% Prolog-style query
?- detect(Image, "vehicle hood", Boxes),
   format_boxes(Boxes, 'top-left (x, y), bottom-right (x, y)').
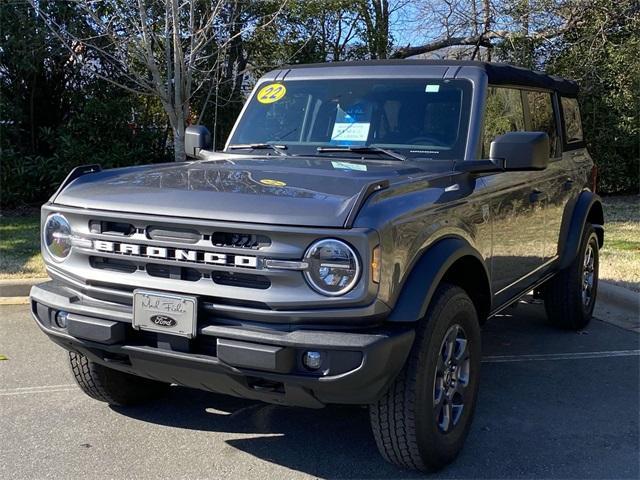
top-left (54, 155), bottom-right (454, 227)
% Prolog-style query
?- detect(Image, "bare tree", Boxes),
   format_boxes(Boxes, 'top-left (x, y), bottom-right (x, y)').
top-left (393, 0), bottom-right (590, 61)
top-left (30, 0), bottom-right (287, 161)
top-left (358, 0), bottom-right (411, 59)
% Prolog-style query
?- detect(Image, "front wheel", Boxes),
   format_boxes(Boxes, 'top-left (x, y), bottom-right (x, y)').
top-left (369, 284), bottom-right (481, 472)
top-left (69, 352), bottom-right (169, 406)
top-left (543, 224), bottom-right (599, 330)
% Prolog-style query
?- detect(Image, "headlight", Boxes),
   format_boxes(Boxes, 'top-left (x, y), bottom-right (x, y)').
top-left (303, 239), bottom-right (360, 296)
top-left (43, 213), bottom-right (72, 262)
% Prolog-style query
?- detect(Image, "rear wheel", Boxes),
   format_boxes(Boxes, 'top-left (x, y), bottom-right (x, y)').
top-left (543, 224), bottom-right (599, 330)
top-left (69, 352), bottom-right (169, 406)
top-left (369, 284), bottom-right (481, 472)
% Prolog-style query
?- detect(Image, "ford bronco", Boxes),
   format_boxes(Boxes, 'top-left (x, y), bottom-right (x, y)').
top-left (31, 60), bottom-right (604, 472)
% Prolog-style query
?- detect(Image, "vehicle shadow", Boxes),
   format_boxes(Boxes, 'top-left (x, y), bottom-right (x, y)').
top-left (112, 390), bottom-right (426, 478)
top-left (111, 304), bottom-right (640, 479)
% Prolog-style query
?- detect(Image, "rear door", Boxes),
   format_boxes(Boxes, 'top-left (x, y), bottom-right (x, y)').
top-left (523, 89), bottom-right (572, 261)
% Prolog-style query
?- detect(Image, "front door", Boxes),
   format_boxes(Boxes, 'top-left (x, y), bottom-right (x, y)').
top-left (483, 172), bottom-right (547, 296)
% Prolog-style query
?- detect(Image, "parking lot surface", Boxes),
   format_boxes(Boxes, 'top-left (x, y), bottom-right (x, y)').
top-left (1, 301), bottom-right (638, 479)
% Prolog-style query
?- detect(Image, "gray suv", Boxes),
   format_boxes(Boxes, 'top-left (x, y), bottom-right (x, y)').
top-left (31, 60), bottom-right (604, 472)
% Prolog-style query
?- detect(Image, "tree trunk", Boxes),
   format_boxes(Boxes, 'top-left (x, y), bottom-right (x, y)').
top-left (173, 123), bottom-right (186, 162)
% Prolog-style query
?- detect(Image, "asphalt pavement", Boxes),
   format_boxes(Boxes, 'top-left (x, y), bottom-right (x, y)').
top-left (1, 300), bottom-right (638, 479)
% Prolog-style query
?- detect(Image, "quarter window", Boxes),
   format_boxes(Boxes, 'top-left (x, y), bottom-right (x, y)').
top-left (526, 91), bottom-right (559, 157)
top-left (561, 97), bottom-right (584, 144)
top-left (483, 87), bottom-right (525, 156)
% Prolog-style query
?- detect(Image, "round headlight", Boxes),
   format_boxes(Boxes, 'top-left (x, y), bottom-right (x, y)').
top-left (303, 239), bottom-right (360, 296)
top-left (43, 213), bottom-right (72, 262)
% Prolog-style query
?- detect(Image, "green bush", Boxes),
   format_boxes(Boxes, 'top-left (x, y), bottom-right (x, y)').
top-left (1, 92), bottom-right (170, 209)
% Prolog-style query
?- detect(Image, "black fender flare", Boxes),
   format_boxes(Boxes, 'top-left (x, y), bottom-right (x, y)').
top-left (50, 164), bottom-right (101, 203)
top-left (558, 191), bottom-right (604, 270)
top-left (387, 237), bottom-right (491, 323)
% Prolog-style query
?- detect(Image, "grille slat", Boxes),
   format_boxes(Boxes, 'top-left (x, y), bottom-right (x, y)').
top-left (147, 226), bottom-right (200, 244)
top-left (211, 231), bottom-right (271, 249)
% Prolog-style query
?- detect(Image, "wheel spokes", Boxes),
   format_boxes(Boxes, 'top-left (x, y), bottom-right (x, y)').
top-left (442, 327), bottom-right (457, 364)
top-left (434, 323), bottom-right (472, 434)
top-left (437, 400), bottom-right (452, 432)
top-left (454, 337), bottom-right (468, 362)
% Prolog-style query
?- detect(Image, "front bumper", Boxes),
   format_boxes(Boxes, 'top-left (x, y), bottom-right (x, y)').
top-left (30, 282), bottom-right (414, 408)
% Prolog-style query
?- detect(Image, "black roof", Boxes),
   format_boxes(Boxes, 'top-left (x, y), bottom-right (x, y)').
top-left (284, 59), bottom-right (579, 97)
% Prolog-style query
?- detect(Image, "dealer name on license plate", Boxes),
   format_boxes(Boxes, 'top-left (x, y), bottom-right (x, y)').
top-left (133, 290), bottom-right (197, 338)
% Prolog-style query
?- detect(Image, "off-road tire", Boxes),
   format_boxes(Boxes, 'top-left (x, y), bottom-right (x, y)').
top-left (543, 224), bottom-right (599, 330)
top-left (369, 284), bottom-right (481, 472)
top-left (69, 351), bottom-right (169, 406)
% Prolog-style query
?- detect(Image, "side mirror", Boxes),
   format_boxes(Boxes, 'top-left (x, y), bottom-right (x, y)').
top-left (185, 125), bottom-right (212, 159)
top-left (490, 131), bottom-right (549, 171)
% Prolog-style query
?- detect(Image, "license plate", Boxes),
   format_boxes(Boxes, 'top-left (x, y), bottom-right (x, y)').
top-left (133, 290), bottom-right (197, 338)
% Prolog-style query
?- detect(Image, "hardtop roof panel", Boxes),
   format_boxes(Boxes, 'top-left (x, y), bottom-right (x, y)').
top-left (279, 59), bottom-right (579, 97)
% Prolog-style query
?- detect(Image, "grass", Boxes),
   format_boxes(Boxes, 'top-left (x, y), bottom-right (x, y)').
top-left (599, 195), bottom-right (640, 292)
top-left (0, 214), bottom-right (46, 279)
top-left (0, 196), bottom-right (637, 290)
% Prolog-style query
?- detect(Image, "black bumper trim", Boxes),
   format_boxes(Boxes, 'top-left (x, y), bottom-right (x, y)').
top-left (30, 285), bottom-right (415, 408)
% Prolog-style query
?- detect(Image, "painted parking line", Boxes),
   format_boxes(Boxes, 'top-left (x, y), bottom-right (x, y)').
top-left (482, 349), bottom-right (640, 363)
top-left (0, 384), bottom-right (78, 397)
top-left (1, 350), bottom-right (638, 396)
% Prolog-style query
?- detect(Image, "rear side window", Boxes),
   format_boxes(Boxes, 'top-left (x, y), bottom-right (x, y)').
top-left (561, 97), bottom-right (584, 144)
top-left (526, 91), bottom-right (559, 157)
top-left (483, 87), bottom-right (525, 156)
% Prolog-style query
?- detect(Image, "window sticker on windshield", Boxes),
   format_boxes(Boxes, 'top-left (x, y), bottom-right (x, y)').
top-left (425, 84), bottom-right (440, 93)
top-left (331, 122), bottom-right (371, 142)
top-left (256, 83), bottom-right (286, 104)
top-left (331, 161), bottom-right (367, 171)
top-left (330, 102), bottom-right (372, 143)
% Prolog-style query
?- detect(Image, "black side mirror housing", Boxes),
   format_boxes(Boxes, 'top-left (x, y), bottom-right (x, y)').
top-left (490, 131), bottom-right (550, 171)
top-left (185, 125), bottom-right (212, 159)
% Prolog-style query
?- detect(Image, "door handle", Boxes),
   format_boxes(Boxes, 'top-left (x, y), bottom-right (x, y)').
top-left (530, 189), bottom-right (543, 203)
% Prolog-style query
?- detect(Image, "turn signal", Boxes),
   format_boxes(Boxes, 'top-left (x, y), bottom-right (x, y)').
top-left (371, 246), bottom-right (381, 284)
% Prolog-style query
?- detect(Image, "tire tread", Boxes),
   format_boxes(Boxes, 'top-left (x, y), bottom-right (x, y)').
top-left (370, 284), bottom-right (475, 471)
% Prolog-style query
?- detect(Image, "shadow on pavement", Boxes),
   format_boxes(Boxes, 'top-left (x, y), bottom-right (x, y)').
top-left (112, 303), bottom-right (639, 479)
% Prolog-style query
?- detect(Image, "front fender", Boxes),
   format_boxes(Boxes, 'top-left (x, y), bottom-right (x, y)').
top-left (387, 237), bottom-right (490, 323)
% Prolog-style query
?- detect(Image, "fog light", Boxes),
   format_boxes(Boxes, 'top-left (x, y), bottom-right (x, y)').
top-left (303, 351), bottom-right (322, 370)
top-left (55, 311), bottom-right (69, 328)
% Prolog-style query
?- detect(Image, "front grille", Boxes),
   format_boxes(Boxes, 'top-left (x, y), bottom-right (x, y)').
top-left (45, 204), bottom-right (374, 314)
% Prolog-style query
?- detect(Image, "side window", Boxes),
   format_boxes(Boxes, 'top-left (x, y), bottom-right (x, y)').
top-left (483, 87), bottom-right (525, 156)
top-left (560, 97), bottom-right (584, 144)
top-left (526, 90), bottom-right (559, 157)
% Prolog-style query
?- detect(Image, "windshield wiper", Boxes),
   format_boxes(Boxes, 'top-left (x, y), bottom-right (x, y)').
top-left (228, 143), bottom-right (288, 156)
top-left (316, 145), bottom-right (406, 162)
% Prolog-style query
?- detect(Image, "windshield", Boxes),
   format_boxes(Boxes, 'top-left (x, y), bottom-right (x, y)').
top-left (227, 78), bottom-right (472, 160)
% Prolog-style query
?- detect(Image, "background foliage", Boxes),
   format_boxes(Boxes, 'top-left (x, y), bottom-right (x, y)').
top-left (1, 0), bottom-right (638, 209)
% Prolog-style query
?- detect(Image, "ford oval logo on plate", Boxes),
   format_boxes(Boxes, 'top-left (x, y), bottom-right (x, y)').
top-left (150, 314), bottom-right (177, 328)
top-left (133, 290), bottom-right (197, 338)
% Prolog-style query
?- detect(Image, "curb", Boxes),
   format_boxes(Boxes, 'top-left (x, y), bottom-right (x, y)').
top-left (597, 282), bottom-right (639, 312)
top-left (0, 278), bottom-right (49, 298)
top-left (594, 282), bottom-right (639, 333)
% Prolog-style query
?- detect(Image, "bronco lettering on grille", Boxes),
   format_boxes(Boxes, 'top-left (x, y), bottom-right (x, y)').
top-left (92, 240), bottom-right (258, 268)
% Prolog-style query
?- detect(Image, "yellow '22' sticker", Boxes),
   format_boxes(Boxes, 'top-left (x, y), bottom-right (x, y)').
top-left (257, 83), bottom-right (286, 104)
top-left (260, 179), bottom-right (286, 187)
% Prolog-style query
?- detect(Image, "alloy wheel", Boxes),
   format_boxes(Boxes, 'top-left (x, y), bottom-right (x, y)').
top-left (433, 324), bottom-right (471, 433)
